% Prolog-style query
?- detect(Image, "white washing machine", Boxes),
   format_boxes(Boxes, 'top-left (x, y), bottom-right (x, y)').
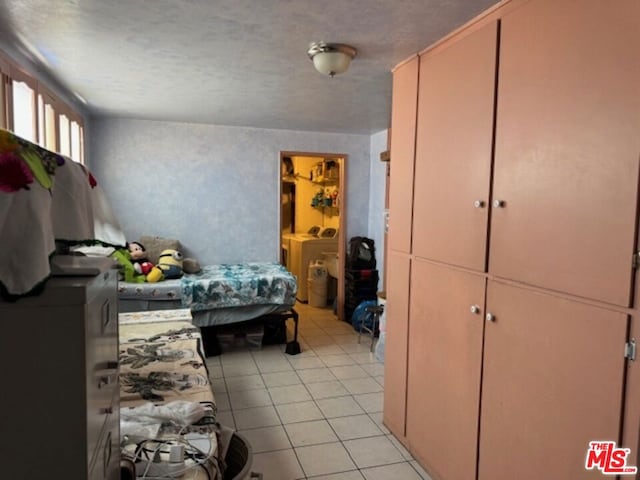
top-left (288, 236), bottom-right (338, 302)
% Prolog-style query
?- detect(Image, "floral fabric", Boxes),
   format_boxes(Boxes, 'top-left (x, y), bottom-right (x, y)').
top-left (181, 262), bottom-right (297, 312)
top-left (0, 129), bottom-right (126, 299)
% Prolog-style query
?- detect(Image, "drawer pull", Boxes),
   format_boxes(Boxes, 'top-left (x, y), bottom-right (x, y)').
top-left (104, 431), bottom-right (112, 476)
top-left (106, 361), bottom-right (118, 370)
top-left (101, 299), bottom-right (111, 333)
top-left (100, 407), bottom-right (113, 415)
top-left (98, 374), bottom-right (115, 388)
top-left (98, 377), bottom-right (109, 388)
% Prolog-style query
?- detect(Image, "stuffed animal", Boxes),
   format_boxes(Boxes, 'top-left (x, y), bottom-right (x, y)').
top-left (146, 249), bottom-right (184, 282)
top-left (127, 241), bottom-right (154, 275)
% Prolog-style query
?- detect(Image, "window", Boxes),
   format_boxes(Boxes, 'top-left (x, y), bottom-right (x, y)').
top-left (59, 113), bottom-right (70, 157)
top-left (11, 76), bottom-right (36, 142)
top-left (37, 88), bottom-right (59, 152)
top-left (70, 119), bottom-right (81, 163)
top-left (45, 102), bottom-right (57, 151)
top-left (0, 57), bottom-right (8, 130)
top-left (0, 49), bottom-right (85, 163)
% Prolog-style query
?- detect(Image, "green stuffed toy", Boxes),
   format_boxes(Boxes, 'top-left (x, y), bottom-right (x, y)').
top-left (111, 248), bottom-right (146, 283)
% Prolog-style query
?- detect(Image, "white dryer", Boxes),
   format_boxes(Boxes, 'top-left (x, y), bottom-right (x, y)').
top-left (288, 235), bottom-right (338, 302)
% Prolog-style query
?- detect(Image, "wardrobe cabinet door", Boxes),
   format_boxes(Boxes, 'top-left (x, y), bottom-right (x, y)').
top-left (406, 260), bottom-right (485, 480)
top-left (411, 21), bottom-right (498, 271)
top-left (479, 281), bottom-right (628, 480)
top-left (490, 0), bottom-right (640, 306)
top-left (383, 251), bottom-right (411, 438)
top-left (388, 56), bottom-right (419, 254)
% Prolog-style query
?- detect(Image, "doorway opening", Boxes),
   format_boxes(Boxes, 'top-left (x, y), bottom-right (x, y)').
top-left (280, 152), bottom-right (346, 320)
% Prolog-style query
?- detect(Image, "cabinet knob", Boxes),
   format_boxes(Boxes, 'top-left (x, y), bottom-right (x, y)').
top-left (486, 313), bottom-right (496, 322)
top-left (470, 305), bottom-right (481, 314)
top-left (493, 199), bottom-right (505, 208)
top-left (473, 200), bottom-right (485, 208)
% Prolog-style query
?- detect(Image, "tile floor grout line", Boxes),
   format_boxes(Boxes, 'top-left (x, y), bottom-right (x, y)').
top-left (210, 303), bottom-right (429, 480)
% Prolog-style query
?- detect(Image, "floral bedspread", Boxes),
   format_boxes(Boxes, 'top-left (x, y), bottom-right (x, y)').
top-left (118, 314), bottom-right (221, 479)
top-left (119, 319), bottom-right (214, 408)
top-left (180, 262), bottom-right (297, 312)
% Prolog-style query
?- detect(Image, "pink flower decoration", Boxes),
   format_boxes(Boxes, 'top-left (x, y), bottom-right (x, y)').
top-left (0, 152), bottom-right (34, 192)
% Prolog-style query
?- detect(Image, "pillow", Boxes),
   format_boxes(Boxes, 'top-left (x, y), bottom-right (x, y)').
top-left (138, 236), bottom-right (182, 265)
top-left (183, 257), bottom-right (201, 274)
top-left (70, 245), bottom-right (116, 257)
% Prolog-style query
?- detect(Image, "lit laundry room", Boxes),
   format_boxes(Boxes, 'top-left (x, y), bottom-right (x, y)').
top-left (281, 155), bottom-right (341, 310)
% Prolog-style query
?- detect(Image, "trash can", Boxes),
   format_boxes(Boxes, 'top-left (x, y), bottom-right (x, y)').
top-left (307, 261), bottom-right (328, 307)
top-left (224, 432), bottom-right (262, 479)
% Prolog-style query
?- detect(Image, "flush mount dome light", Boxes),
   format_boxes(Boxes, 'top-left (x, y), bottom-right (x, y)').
top-left (307, 42), bottom-right (358, 77)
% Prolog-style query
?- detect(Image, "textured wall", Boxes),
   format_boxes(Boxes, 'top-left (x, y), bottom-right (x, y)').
top-left (368, 130), bottom-right (389, 285)
top-left (89, 117), bottom-right (372, 265)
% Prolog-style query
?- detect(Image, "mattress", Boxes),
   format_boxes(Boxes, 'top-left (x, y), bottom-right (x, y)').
top-left (118, 278), bottom-right (183, 301)
top-left (118, 262), bottom-right (298, 328)
top-left (118, 310), bottom-right (222, 479)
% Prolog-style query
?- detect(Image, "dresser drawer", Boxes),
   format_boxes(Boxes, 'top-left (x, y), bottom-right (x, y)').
top-left (86, 271), bottom-right (119, 470)
top-left (89, 403), bottom-right (119, 480)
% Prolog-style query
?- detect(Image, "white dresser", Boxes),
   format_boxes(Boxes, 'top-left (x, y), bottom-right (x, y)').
top-left (0, 262), bottom-right (120, 480)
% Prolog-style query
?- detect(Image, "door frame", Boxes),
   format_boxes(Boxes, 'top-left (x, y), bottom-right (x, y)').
top-left (279, 151), bottom-right (347, 320)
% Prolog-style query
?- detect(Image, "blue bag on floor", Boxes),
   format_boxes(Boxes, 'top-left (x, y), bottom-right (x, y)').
top-left (350, 299), bottom-right (378, 332)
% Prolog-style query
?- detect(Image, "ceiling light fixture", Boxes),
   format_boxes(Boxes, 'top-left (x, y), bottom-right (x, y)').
top-left (307, 42), bottom-right (358, 77)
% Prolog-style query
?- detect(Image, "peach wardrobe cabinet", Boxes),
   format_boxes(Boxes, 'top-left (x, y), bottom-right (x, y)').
top-left (383, 0), bottom-right (640, 479)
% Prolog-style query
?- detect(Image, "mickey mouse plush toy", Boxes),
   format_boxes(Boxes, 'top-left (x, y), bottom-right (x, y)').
top-left (127, 241), bottom-right (154, 275)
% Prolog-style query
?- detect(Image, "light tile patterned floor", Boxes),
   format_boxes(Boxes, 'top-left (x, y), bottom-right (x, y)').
top-left (206, 302), bottom-right (432, 480)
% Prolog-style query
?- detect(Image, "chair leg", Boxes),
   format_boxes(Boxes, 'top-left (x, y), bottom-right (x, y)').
top-left (285, 308), bottom-right (301, 355)
top-left (369, 311), bottom-right (377, 352)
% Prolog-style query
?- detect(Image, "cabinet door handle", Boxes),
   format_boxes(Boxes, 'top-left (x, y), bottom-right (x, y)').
top-left (486, 313), bottom-right (496, 322)
top-left (474, 200), bottom-right (485, 208)
top-left (101, 299), bottom-right (111, 333)
top-left (103, 431), bottom-right (112, 477)
top-left (98, 369), bottom-right (117, 388)
top-left (493, 199), bottom-right (505, 208)
top-left (470, 305), bottom-right (481, 314)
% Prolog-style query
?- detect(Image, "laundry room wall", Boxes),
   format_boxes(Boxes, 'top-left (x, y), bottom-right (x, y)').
top-left (291, 156), bottom-right (340, 234)
top-left (292, 156), bottom-right (326, 234)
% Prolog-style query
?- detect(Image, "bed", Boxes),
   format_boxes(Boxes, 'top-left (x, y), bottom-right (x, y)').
top-left (118, 310), bottom-right (224, 479)
top-left (118, 261), bottom-right (301, 356)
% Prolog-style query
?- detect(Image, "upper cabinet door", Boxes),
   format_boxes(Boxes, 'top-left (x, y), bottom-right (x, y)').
top-left (388, 56), bottom-right (419, 254)
top-left (412, 21), bottom-right (498, 271)
top-left (490, 0), bottom-right (640, 306)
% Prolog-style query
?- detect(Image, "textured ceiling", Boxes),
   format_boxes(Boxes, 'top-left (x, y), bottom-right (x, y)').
top-left (0, 0), bottom-right (497, 134)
